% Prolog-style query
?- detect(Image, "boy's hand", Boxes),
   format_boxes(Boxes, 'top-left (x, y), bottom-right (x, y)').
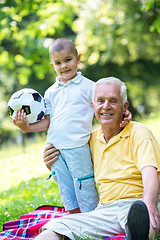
top-left (120, 110), bottom-right (132, 128)
top-left (13, 109), bottom-right (31, 132)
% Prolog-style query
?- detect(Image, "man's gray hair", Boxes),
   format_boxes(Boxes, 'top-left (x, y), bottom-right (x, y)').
top-left (92, 77), bottom-right (127, 103)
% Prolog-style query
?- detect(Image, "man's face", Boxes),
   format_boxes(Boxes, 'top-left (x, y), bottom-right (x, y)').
top-left (93, 83), bottom-right (128, 128)
top-left (50, 48), bottom-right (80, 83)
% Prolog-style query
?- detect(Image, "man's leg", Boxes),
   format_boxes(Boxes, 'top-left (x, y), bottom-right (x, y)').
top-left (39, 202), bottom-right (125, 240)
top-left (34, 230), bottom-right (63, 240)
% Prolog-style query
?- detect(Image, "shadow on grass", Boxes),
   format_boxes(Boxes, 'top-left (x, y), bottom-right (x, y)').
top-left (0, 176), bottom-right (63, 232)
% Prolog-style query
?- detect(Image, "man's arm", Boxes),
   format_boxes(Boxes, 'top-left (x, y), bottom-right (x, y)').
top-left (141, 166), bottom-right (160, 236)
top-left (13, 109), bottom-right (50, 132)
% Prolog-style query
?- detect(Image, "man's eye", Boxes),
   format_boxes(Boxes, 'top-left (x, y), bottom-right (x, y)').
top-left (98, 99), bottom-right (103, 103)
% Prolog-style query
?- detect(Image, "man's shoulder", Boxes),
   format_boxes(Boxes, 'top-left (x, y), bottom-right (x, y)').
top-left (90, 125), bottom-right (101, 140)
top-left (128, 121), bottom-right (155, 140)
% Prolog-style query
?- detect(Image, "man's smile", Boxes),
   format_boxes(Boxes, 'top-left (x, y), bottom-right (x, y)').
top-left (101, 113), bottom-right (113, 116)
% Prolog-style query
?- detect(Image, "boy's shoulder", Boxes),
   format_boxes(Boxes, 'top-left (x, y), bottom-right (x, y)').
top-left (81, 74), bottom-right (95, 86)
top-left (82, 74), bottom-right (94, 83)
top-left (45, 82), bottom-right (57, 93)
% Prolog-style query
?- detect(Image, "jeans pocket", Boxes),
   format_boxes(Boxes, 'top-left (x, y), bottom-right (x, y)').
top-left (77, 174), bottom-right (94, 190)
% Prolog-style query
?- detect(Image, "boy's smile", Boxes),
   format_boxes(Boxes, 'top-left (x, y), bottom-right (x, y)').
top-left (50, 48), bottom-right (80, 84)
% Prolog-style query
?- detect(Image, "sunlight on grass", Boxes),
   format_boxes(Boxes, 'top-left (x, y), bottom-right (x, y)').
top-left (0, 137), bottom-right (63, 232)
top-left (0, 140), bottom-right (49, 191)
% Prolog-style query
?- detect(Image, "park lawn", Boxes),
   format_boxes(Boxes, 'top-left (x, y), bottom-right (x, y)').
top-left (0, 139), bottom-right (63, 232)
top-left (0, 114), bottom-right (160, 238)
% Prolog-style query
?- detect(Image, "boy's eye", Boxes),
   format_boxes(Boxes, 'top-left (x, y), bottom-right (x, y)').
top-left (66, 58), bottom-right (72, 62)
top-left (55, 61), bottom-right (60, 65)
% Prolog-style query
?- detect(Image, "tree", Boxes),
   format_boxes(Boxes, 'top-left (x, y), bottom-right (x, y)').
top-left (0, 0), bottom-right (82, 97)
top-left (0, 0), bottom-right (82, 144)
top-left (73, 0), bottom-right (160, 115)
top-left (142, 0), bottom-right (160, 33)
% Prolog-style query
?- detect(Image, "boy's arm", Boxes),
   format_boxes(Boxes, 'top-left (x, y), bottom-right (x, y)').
top-left (120, 109), bottom-right (132, 128)
top-left (13, 109), bottom-right (50, 133)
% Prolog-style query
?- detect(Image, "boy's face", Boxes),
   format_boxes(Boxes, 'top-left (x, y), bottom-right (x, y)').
top-left (50, 48), bottom-right (80, 83)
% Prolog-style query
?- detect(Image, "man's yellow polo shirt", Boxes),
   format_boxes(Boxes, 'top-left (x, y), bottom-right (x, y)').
top-left (90, 121), bottom-right (160, 204)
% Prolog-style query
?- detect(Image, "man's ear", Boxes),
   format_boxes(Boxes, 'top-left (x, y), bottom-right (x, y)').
top-left (50, 62), bottom-right (54, 68)
top-left (123, 101), bottom-right (129, 112)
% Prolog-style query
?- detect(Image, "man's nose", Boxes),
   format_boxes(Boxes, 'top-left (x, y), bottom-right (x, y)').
top-left (103, 100), bottom-right (111, 109)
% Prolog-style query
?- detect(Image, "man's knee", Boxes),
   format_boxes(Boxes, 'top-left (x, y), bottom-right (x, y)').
top-left (34, 229), bottom-right (63, 240)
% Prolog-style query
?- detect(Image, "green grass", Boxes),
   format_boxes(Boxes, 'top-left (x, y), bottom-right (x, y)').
top-left (0, 140), bottom-right (62, 232)
top-left (0, 115), bottom-right (160, 238)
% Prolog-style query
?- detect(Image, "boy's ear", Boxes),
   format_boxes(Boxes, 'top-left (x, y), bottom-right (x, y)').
top-left (77, 54), bottom-right (81, 63)
top-left (50, 62), bottom-right (54, 68)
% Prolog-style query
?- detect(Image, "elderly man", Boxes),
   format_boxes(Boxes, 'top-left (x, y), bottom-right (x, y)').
top-left (35, 77), bottom-right (160, 240)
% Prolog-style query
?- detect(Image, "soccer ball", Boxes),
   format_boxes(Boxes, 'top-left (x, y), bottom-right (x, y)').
top-left (8, 88), bottom-right (46, 124)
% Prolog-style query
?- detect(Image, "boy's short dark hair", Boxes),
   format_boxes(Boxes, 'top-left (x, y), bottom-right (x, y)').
top-left (49, 38), bottom-right (78, 60)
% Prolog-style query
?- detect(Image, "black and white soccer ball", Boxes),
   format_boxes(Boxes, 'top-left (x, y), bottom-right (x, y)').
top-left (8, 88), bottom-right (46, 124)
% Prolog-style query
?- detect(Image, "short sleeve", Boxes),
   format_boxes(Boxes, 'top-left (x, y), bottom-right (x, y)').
top-left (44, 97), bottom-right (52, 115)
top-left (137, 138), bottom-right (160, 171)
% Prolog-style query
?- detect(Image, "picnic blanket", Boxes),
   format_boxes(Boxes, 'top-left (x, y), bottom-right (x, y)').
top-left (0, 205), bottom-right (126, 240)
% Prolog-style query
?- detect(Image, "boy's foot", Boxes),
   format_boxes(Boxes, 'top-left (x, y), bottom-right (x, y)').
top-left (126, 200), bottom-right (150, 240)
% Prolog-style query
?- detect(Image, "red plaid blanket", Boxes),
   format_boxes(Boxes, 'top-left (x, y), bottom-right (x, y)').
top-left (0, 205), bottom-right (126, 240)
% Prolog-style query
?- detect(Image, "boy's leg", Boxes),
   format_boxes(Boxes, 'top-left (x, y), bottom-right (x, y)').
top-left (51, 152), bottom-right (79, 212)
top-left (61, 144), bottom-right (99, 213)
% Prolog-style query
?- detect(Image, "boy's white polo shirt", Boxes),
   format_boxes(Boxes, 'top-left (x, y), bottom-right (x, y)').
top-left (44, 72), bottom-right (95, 149)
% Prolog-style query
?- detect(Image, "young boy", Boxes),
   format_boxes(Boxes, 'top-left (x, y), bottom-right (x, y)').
top-left (13, 38), bottom-right (130, 214)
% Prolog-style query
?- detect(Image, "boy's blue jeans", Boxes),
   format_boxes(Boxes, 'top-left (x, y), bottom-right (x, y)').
top-left (51, 143), bottom-right (99, 212)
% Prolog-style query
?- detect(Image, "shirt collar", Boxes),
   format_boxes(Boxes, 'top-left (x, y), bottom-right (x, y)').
top-left (96, 122), bottom-right (132, 144)
top-left (55, 72), bottom-right (82, 87)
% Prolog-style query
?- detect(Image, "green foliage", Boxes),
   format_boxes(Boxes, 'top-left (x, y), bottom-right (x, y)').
top-left (73, 0), bottom-right (160, 115)
top-left (1, 0), bottom-right (160, 145)
top-left (0, 0), bottom-right (81, 96)
top-left (74, 0), bottom-right (160, 65)
top-left (142, 0), bottom-right (160, 33)
top-left (0, 0), bottom-right (83, 145)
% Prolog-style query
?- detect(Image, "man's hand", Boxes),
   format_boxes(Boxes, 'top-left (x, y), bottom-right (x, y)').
top-left (120, 110), bottom-right (132, 128)
top-left (43, 144), bottom-right (60, 171)
top-left (13, 109), bottom-right (31, 132)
